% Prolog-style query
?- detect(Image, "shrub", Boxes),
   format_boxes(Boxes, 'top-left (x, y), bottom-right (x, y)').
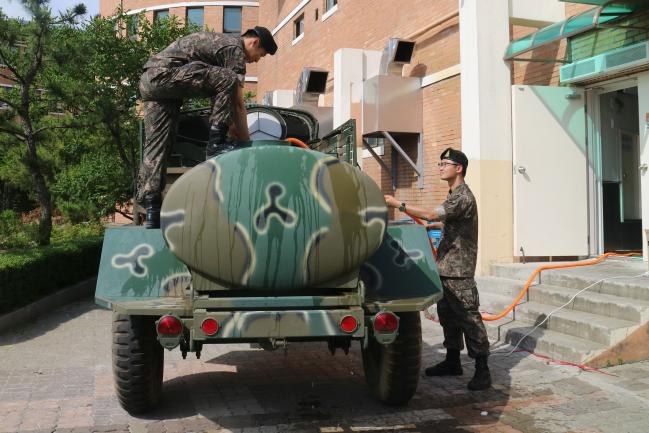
top-left (0, 210), bottom-right (39, 249)
top-left (0, 236), bottom-right (103, 314)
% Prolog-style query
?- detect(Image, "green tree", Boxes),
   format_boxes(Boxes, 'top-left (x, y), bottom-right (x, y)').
top-left (0, 0), bottom-right (85, 245)
top-left (51, 11), bottom-right (195, 218)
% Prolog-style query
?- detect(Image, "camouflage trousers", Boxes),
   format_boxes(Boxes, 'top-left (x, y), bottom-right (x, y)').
top-left (437, 277), bottom-right (490, 358)
top-left (135, 62), bottom-right (239, 203)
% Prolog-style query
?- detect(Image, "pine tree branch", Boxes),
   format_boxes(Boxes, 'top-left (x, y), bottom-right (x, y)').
top-left (0, 125), bottom-right (26, 139)
top-left (0, 49), bottom-right (25, 84)
top-left (33, 123), bottom-right (81, 136)
top-left (0, 94), bottom-right (18, 110)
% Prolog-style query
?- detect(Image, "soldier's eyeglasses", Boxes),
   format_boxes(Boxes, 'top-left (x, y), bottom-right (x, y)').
top-left (437, 162), bottom-right (458, 168)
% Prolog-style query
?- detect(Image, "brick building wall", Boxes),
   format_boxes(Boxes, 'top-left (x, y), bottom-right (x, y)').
top-left (257, 0), bottom-right (460, 212)
top-left (100, 0), bottom-right (260, 94)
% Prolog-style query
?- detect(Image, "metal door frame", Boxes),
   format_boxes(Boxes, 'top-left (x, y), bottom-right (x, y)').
top-left (585, 77), bottom-right (638, 255)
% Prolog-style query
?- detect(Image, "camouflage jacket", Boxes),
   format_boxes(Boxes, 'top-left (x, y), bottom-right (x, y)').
top-left (435, 183), bottom-right (478, 278)
top-left (144, 32), bottom-right (246, 85)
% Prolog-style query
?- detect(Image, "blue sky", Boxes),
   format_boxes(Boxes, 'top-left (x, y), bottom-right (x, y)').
top-left (2, 0), bottom-right (100, 20)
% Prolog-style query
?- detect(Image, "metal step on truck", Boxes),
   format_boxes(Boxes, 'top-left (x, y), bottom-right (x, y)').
top-left (95, 100), bottom-right (443, 414)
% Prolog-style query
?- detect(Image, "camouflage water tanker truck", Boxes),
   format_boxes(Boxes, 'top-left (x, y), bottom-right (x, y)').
top-left (95, 106), bottom-right (443, 414)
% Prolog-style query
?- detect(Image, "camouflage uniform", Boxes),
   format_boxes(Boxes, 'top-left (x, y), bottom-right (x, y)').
top-left (434, 183), bottom-right (490, 358)
top-left (135, 32), bottom-right (246, 203)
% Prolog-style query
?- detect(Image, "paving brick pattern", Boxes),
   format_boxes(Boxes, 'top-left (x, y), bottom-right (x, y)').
top-left (1, 297), bottom-right (649, 433)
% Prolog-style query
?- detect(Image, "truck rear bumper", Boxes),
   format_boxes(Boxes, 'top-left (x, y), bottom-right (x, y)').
top-left (191, 307), bottom-right (365, 340)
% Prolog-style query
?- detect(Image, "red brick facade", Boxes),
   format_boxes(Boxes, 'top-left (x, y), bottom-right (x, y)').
top-left (100, 0), bottom-right (259, 95)
top-left (97, 0), bottom-right (602, 229)
top-left (257, 0), bottom-right (460, 211)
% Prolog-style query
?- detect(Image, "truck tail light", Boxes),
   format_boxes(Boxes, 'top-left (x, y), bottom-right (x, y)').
top-left (340, 315), bottom-right (358, 333)
top-left (374, 312), bottom-right (399, 333)
top-left (157, 315), bottom-right (183, 336)
top-left (201, 318), bottom-right (219, 335)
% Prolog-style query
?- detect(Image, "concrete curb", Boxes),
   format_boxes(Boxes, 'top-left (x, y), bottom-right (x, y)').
top-left (0, 276), bottom-right (97, 334)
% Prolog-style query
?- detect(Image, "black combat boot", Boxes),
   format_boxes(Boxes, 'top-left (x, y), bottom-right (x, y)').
top-left (424, 349), bottom-right (463, 376)
top-left (467, 355), bottom-right (491, 391)
top-left (205, 123), bottom-right (232, 159)
top-left (144, 193), bottom-right (161, 229)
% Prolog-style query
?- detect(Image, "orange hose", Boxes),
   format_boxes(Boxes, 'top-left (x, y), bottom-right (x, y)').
top-left (402, 209), bottom-right (642, 321)
top-left (481, 252), bottom-right (641, 321)
top-left (286, 137), bottom-right (309, 149)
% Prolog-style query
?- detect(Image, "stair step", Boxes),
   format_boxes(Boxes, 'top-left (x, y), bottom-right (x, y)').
top-left (426, 305), bottom-right (605, 364)
top-left (478, 292), bottom-right (638, 345)
top-left (485, 321), bottom-right (605, 365)
top-left (490, 262), bottom-right (649, 302)
top-left (478, 276), bottom-right (649, 323)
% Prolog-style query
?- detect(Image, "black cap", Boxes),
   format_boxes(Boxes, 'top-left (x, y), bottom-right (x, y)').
top-left (247, 26), bottom-right (277, 55)
top-left (440, 147), bottom-right (468, 172)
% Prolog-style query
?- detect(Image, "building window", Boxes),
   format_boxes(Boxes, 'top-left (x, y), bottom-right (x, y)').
top-left (322, 0), bottom-right (337, 21)
top-left (154, 9), bottom-right (169, 22)
top-left (223, 7), bottom-right (242, 34)
top-left (186, 7), bottom-right (204, 28)
top-left (127, 15), bottom-right (138, 36)
top-left (294, 14), bottom-right (304, 40)
top-left (362, 137), bottom-right (385, 158)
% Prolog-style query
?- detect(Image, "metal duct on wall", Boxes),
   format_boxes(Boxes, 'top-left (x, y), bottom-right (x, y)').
top-left (379, 38), bottom-right (415, 76)
top-left (295, 67), bottom-right (329, 106)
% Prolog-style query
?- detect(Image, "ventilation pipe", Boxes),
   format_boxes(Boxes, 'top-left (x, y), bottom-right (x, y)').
top-left (379, 38), bottom-right (416, 76)
top-left (295, 67), bottom-right (329, 106)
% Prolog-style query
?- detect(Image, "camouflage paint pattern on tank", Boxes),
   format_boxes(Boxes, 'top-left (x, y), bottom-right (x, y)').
top-left (362, 223), bottom-right (443, 313)
top-left (95, 227), bottom-right (191, 310)
top-left (161, 141), bottom-right (387, 290)
top-left (192, 307), bottom-right (364, 339)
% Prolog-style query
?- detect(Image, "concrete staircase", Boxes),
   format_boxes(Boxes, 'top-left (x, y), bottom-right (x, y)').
top-left (456, 259), bottom-right (649, 364)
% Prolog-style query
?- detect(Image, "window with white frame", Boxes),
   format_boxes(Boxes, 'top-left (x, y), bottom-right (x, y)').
top-left (223, 7), bottom-right (242, 34)
top-left (322, 0), bottom-right (338, 21)
top-left (154, 9), bottom-right (169, 22)
top-left (127, 15), bottom-right (138, 37)
top-left (294, 14), bottom-right (304, 41)
top-left (186, 7), bottom-right (204, 28)
top-left (325, 0), bottom-right (337, 12)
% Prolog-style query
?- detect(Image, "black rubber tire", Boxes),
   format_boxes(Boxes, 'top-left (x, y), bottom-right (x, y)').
top-left (362, 312), bottom-right (422, 406)
top-left (112, 313), bottom-right (164, 414)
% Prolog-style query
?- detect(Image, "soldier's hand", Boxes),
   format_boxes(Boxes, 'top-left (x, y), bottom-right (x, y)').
top-left (384, 195), bottom-right (399, 208)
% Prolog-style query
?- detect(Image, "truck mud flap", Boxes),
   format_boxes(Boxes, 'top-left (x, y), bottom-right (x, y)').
top-left (362, 224), bottom-right (443, 312)
top-left (95, 227), bottom-right (191, 310)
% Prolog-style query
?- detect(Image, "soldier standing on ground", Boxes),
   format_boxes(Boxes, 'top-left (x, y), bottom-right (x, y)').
top-left (384, 147), bottom-right (491, 391)
top-left (136, 27), bottom-right (277, 228)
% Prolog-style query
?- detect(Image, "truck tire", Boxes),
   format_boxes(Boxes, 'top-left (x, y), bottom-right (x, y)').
top-left (362, 312), bottom-right (422, 405)
top-left (112, 313), bottom-right (163, 414)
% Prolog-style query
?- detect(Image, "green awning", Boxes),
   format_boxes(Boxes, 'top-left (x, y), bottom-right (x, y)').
top-left (505, 2), bottom-right (643, 60)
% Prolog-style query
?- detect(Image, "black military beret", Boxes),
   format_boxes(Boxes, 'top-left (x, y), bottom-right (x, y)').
top-left (248, 26), bottom-right (278, 55)
top-left (440, 147), bottom-right (468, 168)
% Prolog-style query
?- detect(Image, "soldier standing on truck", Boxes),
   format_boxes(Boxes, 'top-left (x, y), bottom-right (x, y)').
top-left (384, 147), bottom-right (491, 391)
top-left (135, 27), bottom-right (278, 228)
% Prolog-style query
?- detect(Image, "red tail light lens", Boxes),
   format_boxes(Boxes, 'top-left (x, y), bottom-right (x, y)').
top-left (201, 318), bottom-right (219, 335)
top-left (340, 315), bottom-right (358, 333)
top-left (374, 312), bottom-right (399, 333)
top-left (157, 315), bottom-right (183, 336)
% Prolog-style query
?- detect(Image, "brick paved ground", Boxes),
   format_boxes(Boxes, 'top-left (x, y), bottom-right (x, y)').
top-left (1, 297), bottom-right (649, 433)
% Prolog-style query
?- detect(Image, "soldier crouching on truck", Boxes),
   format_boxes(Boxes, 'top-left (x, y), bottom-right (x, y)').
top-left (135, 26), bottom-right (278, 228)
top-left (384, 147), bottom-right (491, 391)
